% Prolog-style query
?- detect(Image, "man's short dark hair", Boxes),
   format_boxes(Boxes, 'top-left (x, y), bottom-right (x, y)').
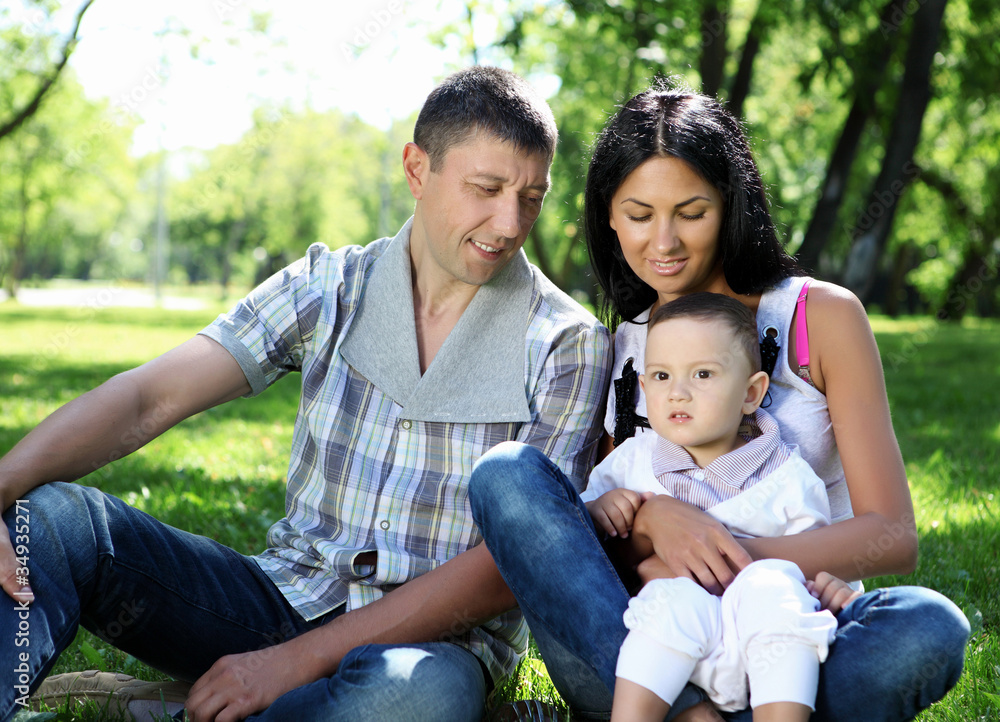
top-left (414, 66), bottom-right (558, 171)
top-left (648, 292), bottom-right (762, 373)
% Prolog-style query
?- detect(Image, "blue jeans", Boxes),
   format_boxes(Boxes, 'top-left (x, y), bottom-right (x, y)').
top-left (1, 482), bottom-right (487, 722)
top-left (469, 442), bottom-right (971, 721)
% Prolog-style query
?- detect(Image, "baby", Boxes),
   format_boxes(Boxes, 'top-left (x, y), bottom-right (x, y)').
top-left (582, 292), bottom-right (860, 721)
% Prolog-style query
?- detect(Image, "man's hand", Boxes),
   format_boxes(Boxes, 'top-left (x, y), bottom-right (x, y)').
top-left (807, 571), bottom-right (862, 614)
top-left (631, 494), bottom-right (752, 596)
top-left (185, 640), bottom-right (322, 722)
top-left (0, 505), bottom-right (34, 603)
top-left (585, 489), bottom-right (651, 538)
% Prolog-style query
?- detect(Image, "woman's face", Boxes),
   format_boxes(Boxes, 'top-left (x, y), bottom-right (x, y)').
top-left (609, 155), bottom-right (727, 306)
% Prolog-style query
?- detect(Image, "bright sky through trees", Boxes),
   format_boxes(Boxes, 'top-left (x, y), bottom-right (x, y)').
top-left (57, 0), bottom-right (475, 155)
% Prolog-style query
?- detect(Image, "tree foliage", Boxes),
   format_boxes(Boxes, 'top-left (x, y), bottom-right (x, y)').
top-left (0, 0), bottom-right (94, 141)
top-left (1, 0), bottom-right (997, 317)
top-left (463, 0), bottom-right (999, 315)
top-left (167, 109), bottom-right (415, 292)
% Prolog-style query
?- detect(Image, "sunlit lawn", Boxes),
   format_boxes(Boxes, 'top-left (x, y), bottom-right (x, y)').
top-left (1, 304), bottom-right (997, 721)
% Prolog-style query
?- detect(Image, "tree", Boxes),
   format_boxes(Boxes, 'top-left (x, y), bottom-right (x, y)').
top-left (794, 0), bottom-right (913, 274)
top-left (842, 0), bottom-right (950, 302)
top-left (452, 0), bottom-right (996, 315)
top-left (0, 71), bottom-right (135, 298)
top-left (167, 108), bottom-right (414, 291)
top-left (0, 0), bottom-right (95, 141)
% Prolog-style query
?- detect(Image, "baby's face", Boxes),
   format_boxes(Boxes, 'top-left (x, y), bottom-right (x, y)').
top-left (641, 317), bottom-right (756, 467)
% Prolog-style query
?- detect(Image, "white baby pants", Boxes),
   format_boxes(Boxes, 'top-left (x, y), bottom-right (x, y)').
top-left (615, 559), bottom-right (838, 712)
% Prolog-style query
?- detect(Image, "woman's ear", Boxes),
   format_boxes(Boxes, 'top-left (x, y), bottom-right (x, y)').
top-left (742, 370), bottom-right (770, 414)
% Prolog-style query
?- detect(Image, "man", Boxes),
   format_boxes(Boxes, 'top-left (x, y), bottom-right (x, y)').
top-left (0, 66), bottom-right (611, 722)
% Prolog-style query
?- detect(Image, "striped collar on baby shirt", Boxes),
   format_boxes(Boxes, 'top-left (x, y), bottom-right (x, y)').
top-left (651, 409), bottom-right (787, 492)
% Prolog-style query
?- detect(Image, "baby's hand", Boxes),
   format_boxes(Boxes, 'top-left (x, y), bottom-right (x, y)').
top-left (807, 571), bottom-right (862, 614)
top-left (586, 489), bottom-right (649, 538)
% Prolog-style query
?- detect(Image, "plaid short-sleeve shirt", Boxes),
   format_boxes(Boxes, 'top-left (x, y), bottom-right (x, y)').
top-left (199, 219), bottom-right (611, 682)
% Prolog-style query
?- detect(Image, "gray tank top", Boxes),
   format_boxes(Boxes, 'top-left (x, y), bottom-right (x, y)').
top-left (604, 276), bottom-right (855, 524)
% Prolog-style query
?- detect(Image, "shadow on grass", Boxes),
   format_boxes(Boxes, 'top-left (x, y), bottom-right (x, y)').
top-left (869, 513), bottom-right (999, 634)
top-left (51, 457), bottom-right (288, 556)
top-left (0, 356), bottom-right (134, 398)
top-left (0, 354), bottom-right (301, 440)
top-left (875, 321), bottom-right (1000, 470)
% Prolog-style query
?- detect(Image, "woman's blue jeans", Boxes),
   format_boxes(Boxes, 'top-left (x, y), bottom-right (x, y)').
top-left (469, 442), bottom-right (971, 721)
top-left (1, 482), bottom-right (487, 722)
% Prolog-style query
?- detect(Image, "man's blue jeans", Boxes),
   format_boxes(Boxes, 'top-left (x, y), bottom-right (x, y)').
top-left (469, 442), bottom-right (971, 721)
top-left (1, 482), bottom-right (487, 722)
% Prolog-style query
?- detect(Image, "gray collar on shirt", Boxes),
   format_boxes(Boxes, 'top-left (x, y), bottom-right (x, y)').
top-left (339, 217), bottom-right (534, 423)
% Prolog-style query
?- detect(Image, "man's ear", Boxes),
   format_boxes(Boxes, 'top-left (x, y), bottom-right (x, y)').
top-left (742, 370), bottom-right (770, 414)
top-left (402, 142), bottom-right (430, 200)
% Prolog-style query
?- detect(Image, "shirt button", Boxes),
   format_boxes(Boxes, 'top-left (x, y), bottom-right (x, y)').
top-left (694, 470), bottom-right (706, 481)
top-left (400, 420), bottom-right (412, 430)
top-left (380, 520), bottom-right (391, 531)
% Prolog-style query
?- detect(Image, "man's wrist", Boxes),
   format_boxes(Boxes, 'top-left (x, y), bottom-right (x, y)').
top-left (288, 621), bottom-right (349, 677)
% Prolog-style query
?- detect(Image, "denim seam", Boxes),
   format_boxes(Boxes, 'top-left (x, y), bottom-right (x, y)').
top-left (857, 587), bottom-right (890, 628)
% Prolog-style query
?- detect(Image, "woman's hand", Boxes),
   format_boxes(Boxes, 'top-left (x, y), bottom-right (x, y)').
top-left (631, 494), bottom-right (753, 596)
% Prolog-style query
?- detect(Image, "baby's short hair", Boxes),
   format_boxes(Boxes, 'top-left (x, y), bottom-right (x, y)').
top-left (648, 293), bottom-right (762, 373)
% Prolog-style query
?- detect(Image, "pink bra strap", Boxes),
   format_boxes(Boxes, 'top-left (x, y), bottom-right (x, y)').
top-left (796, 279), bottom-right (811, 369)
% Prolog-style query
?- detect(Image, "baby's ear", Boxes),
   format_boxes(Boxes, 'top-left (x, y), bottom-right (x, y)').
top-left (743, 371), bottom-right (769, 414)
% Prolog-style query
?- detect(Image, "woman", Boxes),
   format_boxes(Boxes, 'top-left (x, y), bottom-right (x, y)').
top-left (469, 80), bottom-right (969, 721)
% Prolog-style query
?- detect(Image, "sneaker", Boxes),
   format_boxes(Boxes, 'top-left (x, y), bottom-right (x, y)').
top-left (30, 670), bottom-right (190, 720)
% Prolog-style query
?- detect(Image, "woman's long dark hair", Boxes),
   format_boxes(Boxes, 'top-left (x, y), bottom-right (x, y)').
top-left (585, 79), bottom-right (801, 328)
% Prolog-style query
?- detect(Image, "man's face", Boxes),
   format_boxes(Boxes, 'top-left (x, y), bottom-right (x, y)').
top-left (406, 133), bottom-right (551, 289)
top-left (641, 317), bottom-right (756, 468)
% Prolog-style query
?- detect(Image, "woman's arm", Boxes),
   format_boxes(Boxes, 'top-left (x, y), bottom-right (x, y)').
top-left (741, 282), bottom-right (917, 580)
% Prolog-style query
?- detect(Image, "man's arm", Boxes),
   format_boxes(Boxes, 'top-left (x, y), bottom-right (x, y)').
top-left (185, 543), bottom-right (514, 722)
top-left (0, 335), bottom-right (250, 600)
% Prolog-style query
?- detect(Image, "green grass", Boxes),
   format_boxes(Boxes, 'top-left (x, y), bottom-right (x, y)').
top-left (2, 305), bottom-right (997, 721)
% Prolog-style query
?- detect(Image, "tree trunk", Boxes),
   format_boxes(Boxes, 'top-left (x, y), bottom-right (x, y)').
top-left (699, 1), bottom-right (729, 97)
top-left (885, 242), bottom-right (916, 317)
top-left (528, 227), bottom-right (558, 287)
top-left (915, 164), bottom-right (998, 321)
top-left (7, 168), bottom-right (31, 301)
top-left (727, 1), bottom-right (769, 119)
top-left (220, 218), bottom-right (246, 301)
top-left (938, 247), bottom-right (996, 321)
top-left (795, 0), bottom-right (911, 274)
top-left (842, 0), bottom-right (948, 302)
